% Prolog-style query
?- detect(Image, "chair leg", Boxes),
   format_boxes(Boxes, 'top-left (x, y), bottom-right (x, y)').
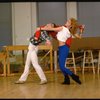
top-left (72, 52), bottom-right (76, 74)
top-left (82, 51), bottom-right (86, 74)
top-left (91, 51), bottom-right (95, 74)
top-left (98, 50), bottom-right (100, 74)
top-left (66, 51), bottom-right (76, 74)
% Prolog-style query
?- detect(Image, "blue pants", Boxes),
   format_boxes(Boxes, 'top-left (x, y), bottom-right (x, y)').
top-left (58, 45), bottom-right (73, 76)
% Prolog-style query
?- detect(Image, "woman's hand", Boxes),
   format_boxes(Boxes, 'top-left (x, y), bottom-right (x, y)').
top-left (79, 24), bottom-right (85, 33)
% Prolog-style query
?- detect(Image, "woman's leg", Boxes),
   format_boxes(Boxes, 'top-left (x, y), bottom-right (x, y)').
top-left (58, 45), bottom-right (72, 84)
top-left (58, 45), bottom-right (81, 84)
top-left (58, 45), bottom-right (73, 76)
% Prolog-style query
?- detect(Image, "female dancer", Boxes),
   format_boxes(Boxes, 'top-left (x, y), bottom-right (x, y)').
top-left (41, 18), bottom-right (85, 85)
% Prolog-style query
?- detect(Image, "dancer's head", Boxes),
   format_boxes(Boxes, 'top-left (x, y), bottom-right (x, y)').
top-left (65, 18), bottom-right (84, 35)
top-left (45, 23), bottom-right (57, 28)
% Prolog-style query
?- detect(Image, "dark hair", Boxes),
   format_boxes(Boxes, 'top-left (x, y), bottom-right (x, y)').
top-left (51, 23), bottom-right (58, 27)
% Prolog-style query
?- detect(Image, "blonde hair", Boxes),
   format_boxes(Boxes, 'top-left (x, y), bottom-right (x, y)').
top-left (69, 18), bottom-right (79, 35)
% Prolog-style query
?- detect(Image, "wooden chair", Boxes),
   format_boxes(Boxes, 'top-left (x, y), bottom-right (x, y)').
top-left (82, 50), bottom-right (95, 74)
top-left (66, 51), bottom-right (76, 74)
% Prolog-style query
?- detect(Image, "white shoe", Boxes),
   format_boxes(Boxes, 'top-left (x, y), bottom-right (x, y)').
top-left (39, 80), bottom-right (47, 85)
top-left (15, 80), bottom-right (25, 84)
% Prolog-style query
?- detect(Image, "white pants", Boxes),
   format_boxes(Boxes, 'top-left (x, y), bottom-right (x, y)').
top-left (19, 43), bottom-right (47, 81)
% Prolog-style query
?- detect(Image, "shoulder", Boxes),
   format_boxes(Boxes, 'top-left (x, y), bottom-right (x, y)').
top-left (58, 26), bottom-right (63, 30)
top-left (53, 26), bottom-right (63, 32)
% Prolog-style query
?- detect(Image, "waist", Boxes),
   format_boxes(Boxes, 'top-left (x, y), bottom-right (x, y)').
top-left (58, 41), bottom-right (65, 46)
top-left (58, 41), bottom-right (70, 48)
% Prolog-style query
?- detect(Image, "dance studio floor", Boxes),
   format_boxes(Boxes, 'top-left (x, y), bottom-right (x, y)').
top-left (0, 71), bottom-right (100, 99)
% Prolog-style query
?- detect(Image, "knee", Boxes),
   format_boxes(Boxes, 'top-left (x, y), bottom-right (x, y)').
top-left (33, 64), bottom-right (41, 70)
top-left (59, 66), bottom-right (65, 72)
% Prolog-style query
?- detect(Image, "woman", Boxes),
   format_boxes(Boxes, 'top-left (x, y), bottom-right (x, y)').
top-left (15, 23), bottom-right (55, 85)
top-left (41, 18), bottom-right (85, 85)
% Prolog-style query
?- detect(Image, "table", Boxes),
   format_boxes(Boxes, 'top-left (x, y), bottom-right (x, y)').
top-left (3, 45), bottom-right (53, 76)
top-left (0, 52), bottom-right (6, 76)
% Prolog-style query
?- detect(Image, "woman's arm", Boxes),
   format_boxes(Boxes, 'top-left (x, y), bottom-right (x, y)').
top-left (41, 26), bottom-right (63, 32)
top-left (73, 24), bottom-right (85, 39)
top-left (74, 33), bottom-right (83, 39)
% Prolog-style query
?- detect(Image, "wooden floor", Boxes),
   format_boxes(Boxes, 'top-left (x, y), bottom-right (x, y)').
top-left (0, 71), bottom-right (100, 99)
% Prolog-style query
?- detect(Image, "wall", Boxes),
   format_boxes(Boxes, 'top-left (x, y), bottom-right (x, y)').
top-left (37, 2), bottom-right (67, 26)
top-left (0, 3), bottom-right (12, 50)
top-left (77, 2), bottom-right (100, 37)
top-left (12, 2), bottom-right (32, 45)
top-left (12, 2), bottom-right (38, 45)
top-left (67, 2), bottom-right (77, 19)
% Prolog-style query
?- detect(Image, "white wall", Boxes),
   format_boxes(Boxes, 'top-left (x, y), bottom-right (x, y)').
top-left (66, 2), bottom-right (77, 38)
top-left (31, 2), bottom-right (37, 34)
top-left (66, 2), bottom-right (77, 19)
top-left (12, 2), bottom-right (37, 45)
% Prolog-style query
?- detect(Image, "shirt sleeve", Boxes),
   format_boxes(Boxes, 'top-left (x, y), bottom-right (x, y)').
top-left (34, 30), bottom-right (41, 39)
top-left (34, 26), bottom-right (44, 39)
top-left (41, 30), bottom-right (50, 41)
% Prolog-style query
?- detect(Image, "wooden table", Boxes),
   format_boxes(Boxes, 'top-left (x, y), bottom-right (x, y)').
top-left (3, 45), bottom-right (53, 76)
top-left (0, 52), bottom-right (7, 76)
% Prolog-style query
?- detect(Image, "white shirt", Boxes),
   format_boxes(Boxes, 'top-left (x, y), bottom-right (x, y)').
top-left (57, 26), bottom-right (71, 42)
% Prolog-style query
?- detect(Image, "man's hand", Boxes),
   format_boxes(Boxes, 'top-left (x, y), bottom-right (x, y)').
top-left (45, 40), bottom-right (51, 45)
top-left (34, 37), bottom-right (38, 40)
